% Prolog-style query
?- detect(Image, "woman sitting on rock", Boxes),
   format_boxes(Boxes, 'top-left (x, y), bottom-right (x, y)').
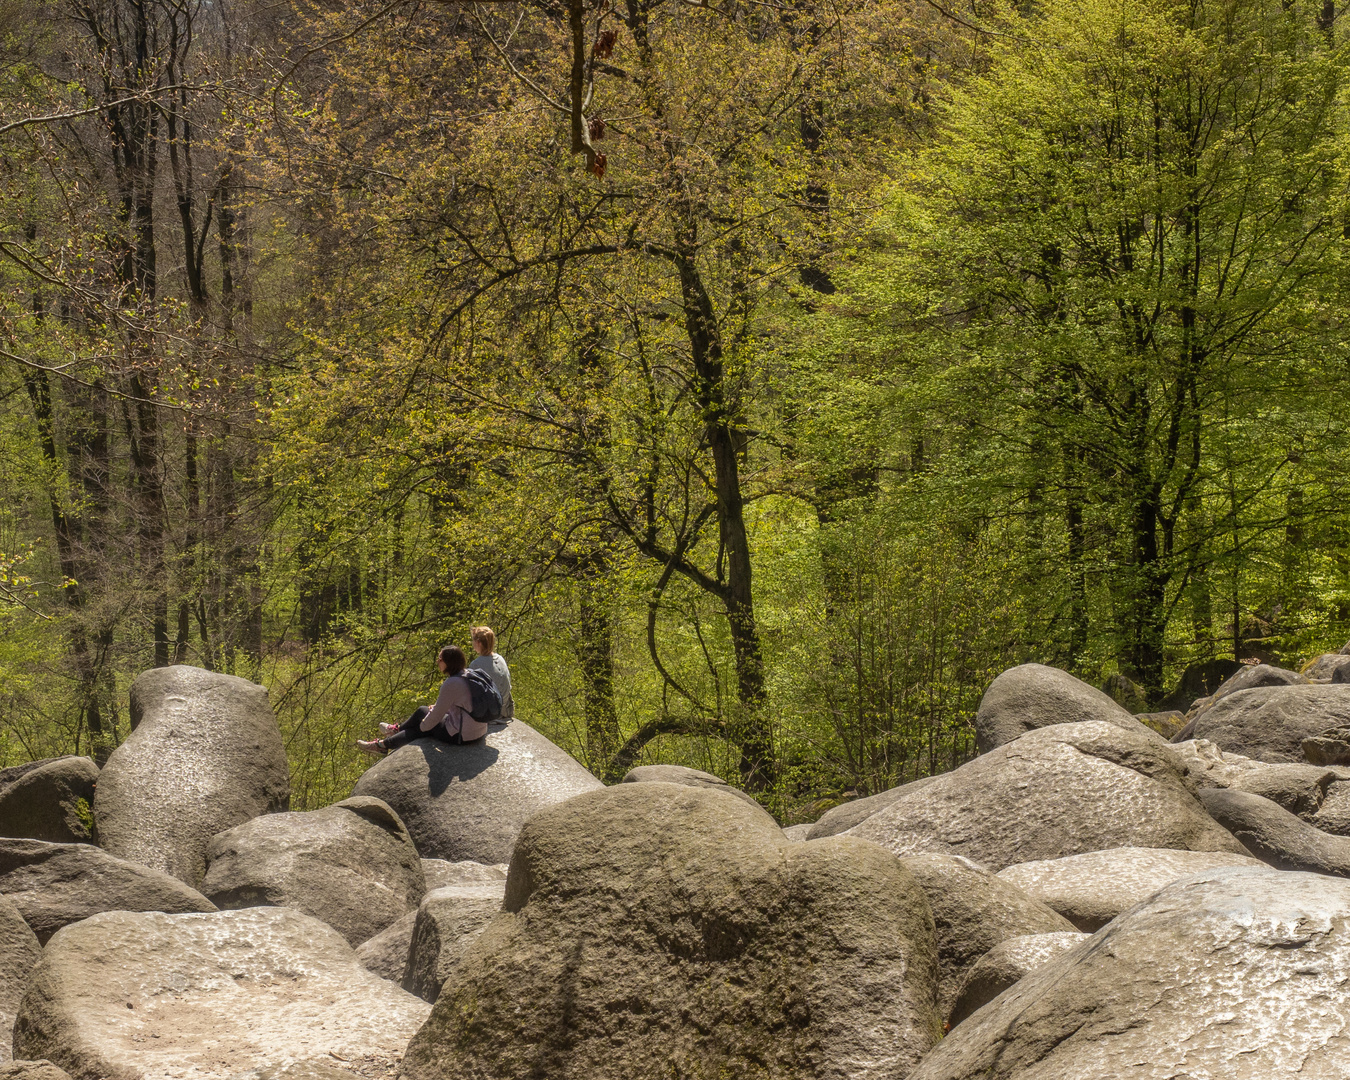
top-left (469, 625), bottom-right (514, 721)
top-left (357, 645), bottom-right (488, 755)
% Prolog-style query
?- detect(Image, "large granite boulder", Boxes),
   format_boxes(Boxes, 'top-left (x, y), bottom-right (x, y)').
top-left (11, 907), bottom-right (431, 1078)
top-left (351, 721), bottom-right (602, 863)
top-left (355, 910), bottom-right (416, 983)
top-left (0, 896), bottom-right (40, 1063)
top-left (1170, 738), bottom-right (1350, 821)
top-left (847, 722), bottom-right (1247, 870)
top-left (910, 866), bottom-right (1350, 1079)
top-left (200, 796), bottom-right (425, 946)
top-left (421, 858), bottom-right (508, 891)
top-left (947, 931), bottom-right (1087, 1030)
top-left (806, 775), bottom-right (944, 839)
top-left (401, 782), bottom-right (942, 1080)
top-left (0, 1065), bottom-right (71, 1080)
top-left (901, 854), bottom-right (1074, 1018)
top-left (974, 664), bottom-right (1156, 753)
top-left (997, 846), bottom-right (1262, 931)
top-left (0, 839), bottom-right (215, 944)
top-left (402, 881), bottom-right (505, 1002)
top-left (93, 666), bottom-right (290, 886)
top-left (1198, 787), bottom-right (1350, 876)
top-left (621, 764), bottom-right (767, 814)
top-left (1303, 653), bottom-right (1350, 682)
top-left (0, 759), bottom-right (98, 844)
top-left (1183, 683), bottom-right (1350, 763)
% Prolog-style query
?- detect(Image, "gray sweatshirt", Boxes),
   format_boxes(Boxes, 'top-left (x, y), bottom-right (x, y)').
top-left (469, 652), bottom-right (514, 719)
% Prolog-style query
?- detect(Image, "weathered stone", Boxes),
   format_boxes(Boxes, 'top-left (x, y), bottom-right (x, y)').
top-left (1303, 653), bottom-right (1350, 682)
top-left (1188, 684), bottom-right (1350, 763)
top-left (1312, 780), bottom-right (1350, 836)
top-left (11, 907), bottom-right (431, 1079)
top-left (781, 824), bottom-right (812, 841)
top-left (847, 722), bottom-right (1247, 871)
top-left (1303, 725), bottom-right (1350, 766)
top-left (402, 882), bottom-right (505, 1002)
top-left (1198, 787), bottom-right (1350, 876)
top-left (806, 775), bottom-right (944, 840)
top-left (401, 782), bottom-right (942, 1080)
top-left (1135, 710), bottom-right (1186, 739)
top-left (0, 895), bottom-right (40, 1064)
top-left (621, 764), bottom-right (767, 814)
top-left (910, 866), bottom-right (1350, 1080)
top-left (0, 759), bottom-right (98, 845)
top-left (93, 666), bottom-right (290, 887)
top-left (354, 909), bottom-right (416, 982)
top-left (1173, 663), bottom-right (1312, 741)
top-left (0, 1064), bottom-right (72, 1080)
top-left (351, 721), bottom-right (602, 864)
top-left (947, 932), bottom-right (1087, 1030)
top-left (1170, 738), bottom-right (1350, 819)
top-left (901, 854), bottom-right (1074, 1019)
top-left (200, 796), bottom-right (424, 947)
top-left (974, 664), bottom-right (1156, 754)
top-left (0, 838), bottom-right (215, 944)
top-left (997, 846), bottom-right (1263, 931)
top-left (420, 858), bottom-right (507, 891)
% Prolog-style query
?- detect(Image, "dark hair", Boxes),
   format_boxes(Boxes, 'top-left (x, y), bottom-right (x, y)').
top-left (438, 645), bottom-right (466, 675)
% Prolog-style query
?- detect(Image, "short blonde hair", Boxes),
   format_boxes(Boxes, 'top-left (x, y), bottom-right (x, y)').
top-left (471, 625), bottom-right (496, 652)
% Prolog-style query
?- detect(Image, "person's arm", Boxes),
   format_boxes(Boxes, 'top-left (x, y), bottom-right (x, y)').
top-left (420, 679), bottom-right (456, 731)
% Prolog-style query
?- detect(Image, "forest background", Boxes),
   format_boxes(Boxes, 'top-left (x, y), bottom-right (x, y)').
top-left (2, 0), bottom-right (1348, 819)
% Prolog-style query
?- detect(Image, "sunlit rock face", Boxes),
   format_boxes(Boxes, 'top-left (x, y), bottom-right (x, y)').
top-left (1190, 684), bottom-right (1350, 763)
top-left (998, 846), bottom-right (1263, 931)
top-left (974, 663), bottom-right (1157, 754)
top-left (401, 782), bottom-right (943, 1080)
top-left (12, 907), bottom-right (430, 1079)
top-left (351, 720), bottom-right (602, 864)
top-left (846, 722), bottom-right (1248, 871)
top-left (910, 865), bottom-right (1350, 1080)
top-left (93, 665), bottom-right (290, 887)
top-left (947, 931), bottom-right (1087, 1030)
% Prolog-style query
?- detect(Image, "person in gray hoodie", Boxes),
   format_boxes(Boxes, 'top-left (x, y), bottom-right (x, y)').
top-left (469, 625), bottom-right (514, 721)
top-left (357, 645), bottom-right (487, 754)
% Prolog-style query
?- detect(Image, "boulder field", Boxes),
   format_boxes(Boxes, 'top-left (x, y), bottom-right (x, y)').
top-left (13, 657), bottom-right (1350, 1076)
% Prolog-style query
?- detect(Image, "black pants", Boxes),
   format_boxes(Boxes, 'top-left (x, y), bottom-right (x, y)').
top-left (382, 706), bottom-right (471, 751)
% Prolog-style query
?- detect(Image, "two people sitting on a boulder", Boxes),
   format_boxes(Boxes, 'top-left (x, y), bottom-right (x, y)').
top-left (469, 625), bottom-right (514, 721)
top-left (357, 643), bottom-right (502, 755)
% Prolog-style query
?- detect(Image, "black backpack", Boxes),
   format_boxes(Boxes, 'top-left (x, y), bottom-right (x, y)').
top-left (460, 668), bottom-right (503, 722)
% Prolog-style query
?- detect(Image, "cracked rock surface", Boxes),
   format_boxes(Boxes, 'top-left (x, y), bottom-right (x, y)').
top-left (911, 865), bottom-right (1350, 1079)
top-left (12, 907), bottom-right (430, 1080)
top-left (847, 722), bottom-right (1247, 870)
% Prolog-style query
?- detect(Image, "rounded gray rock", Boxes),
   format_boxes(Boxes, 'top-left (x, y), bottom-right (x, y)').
top-left (402, 881), bottom-right (505, 1002)
top-left (0, 838), bottom-right (215, 944)
top-left (0, 759), bottom-right (98, 845)
top-left (93, 666), bottom-right (290, 886)
top-left (902, 854), bottom-right (1074, 1018)
top-left (11, 907), bottom-right (431, 1079)
top-left (620, 764), bottom-right (768, 814)
top-left (997, 846), bottom-right (1263, 931)
top-left (200, 796), bottom-right (425, 946)
top-left (1198, 787), bottom-right (1350, 876)
top-left (910, 865), bottom-right (1350, 1079)
top-left (1189, 683), bottom-right (1350, 763)
top-left (354, 909), bottom-right (417, 982)
top-left (806, 774), bottom-right (944, 839)
top-left (975, 664), bottom-right (1156, 754)
top-left (0, 1064), bottom-right (72, 1080)
top-left (401, 782), bottom-right (942, 1080)
top-left (1303, 653), bottom-right (1350, 682)
top-left (420, 858), bottom-right (508, 891)
top-left (847, 722), bottom-right (1248, 870)
top-left (351, 720), bottom-right (602, 863)
top-left (0, 894), bottom-right (40, 1063)
top-left (947, 931), bottom-right (1087, 1029)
